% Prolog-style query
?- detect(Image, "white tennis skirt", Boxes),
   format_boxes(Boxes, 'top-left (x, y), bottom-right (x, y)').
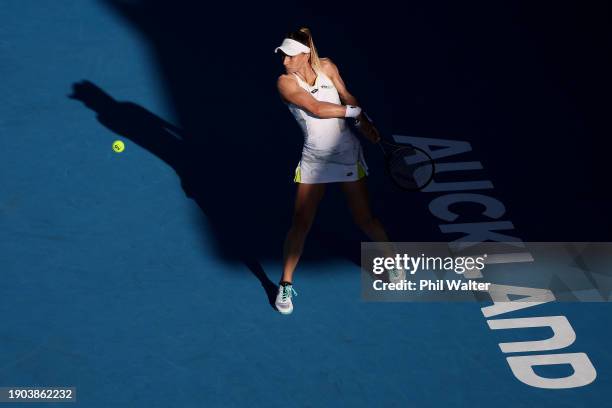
top-left (293, 143), bottom-right (369, 184)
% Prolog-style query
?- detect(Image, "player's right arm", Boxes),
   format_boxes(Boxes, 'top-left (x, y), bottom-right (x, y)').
top-left (277, 75), bottom-right (350, 119)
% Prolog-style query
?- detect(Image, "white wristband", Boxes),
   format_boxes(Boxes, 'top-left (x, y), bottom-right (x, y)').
top-left (344, 105), bottom-right (362, 118)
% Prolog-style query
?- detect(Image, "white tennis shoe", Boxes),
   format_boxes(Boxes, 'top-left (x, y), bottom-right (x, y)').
top-left (275, 283), bottom-right (297, 315)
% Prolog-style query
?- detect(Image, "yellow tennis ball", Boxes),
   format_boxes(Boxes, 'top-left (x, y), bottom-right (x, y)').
top-left (112, 140), bottom-right (125, 153)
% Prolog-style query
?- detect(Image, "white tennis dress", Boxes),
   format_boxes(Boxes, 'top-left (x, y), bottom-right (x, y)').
top-left (286, 68), bottom-right (368, 184)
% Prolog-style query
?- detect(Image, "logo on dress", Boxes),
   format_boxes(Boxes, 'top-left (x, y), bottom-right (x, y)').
top-left (310, 88), bottom-right (319, 94)
top-left (321, 84), bottom-right (334, 89)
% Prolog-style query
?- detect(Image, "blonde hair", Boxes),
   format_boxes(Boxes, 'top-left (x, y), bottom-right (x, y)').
top-left (288, 27), bottom-right (322, 71)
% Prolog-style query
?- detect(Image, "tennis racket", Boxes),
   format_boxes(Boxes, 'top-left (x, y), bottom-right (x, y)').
top-left (376, 139), bottom-right (435, 191)
top-left (353, 114), bottom-right (435, 191)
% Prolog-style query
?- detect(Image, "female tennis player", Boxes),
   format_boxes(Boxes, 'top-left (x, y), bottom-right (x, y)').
top-left (274, 28), bottom-right (404, 314)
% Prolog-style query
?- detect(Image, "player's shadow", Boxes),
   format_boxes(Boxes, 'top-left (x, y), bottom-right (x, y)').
top-left (69, 80), bottom-right (367, 308)
top-left (69, 80), bottom-right (282, 307)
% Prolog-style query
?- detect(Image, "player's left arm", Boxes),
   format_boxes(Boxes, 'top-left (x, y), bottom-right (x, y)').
top-left (320, 58), bottom-right (359, 106)
top-left (321, 58), bottom-right (380, 143)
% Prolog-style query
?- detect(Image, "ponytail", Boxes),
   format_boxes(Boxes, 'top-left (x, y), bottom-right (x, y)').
top-left (288, 27), bottom-right (322, 71)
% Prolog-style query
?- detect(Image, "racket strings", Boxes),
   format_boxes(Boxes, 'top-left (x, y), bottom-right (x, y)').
top-left (385, 144), bottom-right (435, 190)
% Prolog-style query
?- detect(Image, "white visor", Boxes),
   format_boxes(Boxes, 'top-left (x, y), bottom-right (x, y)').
top-left (274, 38), bottom-right (310, 56)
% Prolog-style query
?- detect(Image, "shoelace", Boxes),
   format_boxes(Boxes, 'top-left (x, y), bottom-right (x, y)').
top-left (281, 285), bottom-right (298, 301)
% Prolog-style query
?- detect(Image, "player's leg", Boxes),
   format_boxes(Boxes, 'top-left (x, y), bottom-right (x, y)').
top-left (341, 178), bottom-right (405, 283)
top-left (281, 183), bottom-right (326, 283)
top-left (340, 178), bottom-right (389, 242)
top-left (276, 182), bottom-right (325, 314)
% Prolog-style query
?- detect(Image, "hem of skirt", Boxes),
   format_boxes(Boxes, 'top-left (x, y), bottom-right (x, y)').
top-left (293, 157), bottom-right (368, 184)
top-left (294, 166), bottom-right (368, 184)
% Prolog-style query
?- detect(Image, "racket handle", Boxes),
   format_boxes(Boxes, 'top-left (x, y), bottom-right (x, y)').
top-left (354, 112), bottom-right (381, 144)
top-left (354, 111), bottom-right (373, 127)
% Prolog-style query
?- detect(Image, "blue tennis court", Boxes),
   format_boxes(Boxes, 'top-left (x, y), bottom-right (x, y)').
top-left (2, 1), bottom-right (610, 406)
